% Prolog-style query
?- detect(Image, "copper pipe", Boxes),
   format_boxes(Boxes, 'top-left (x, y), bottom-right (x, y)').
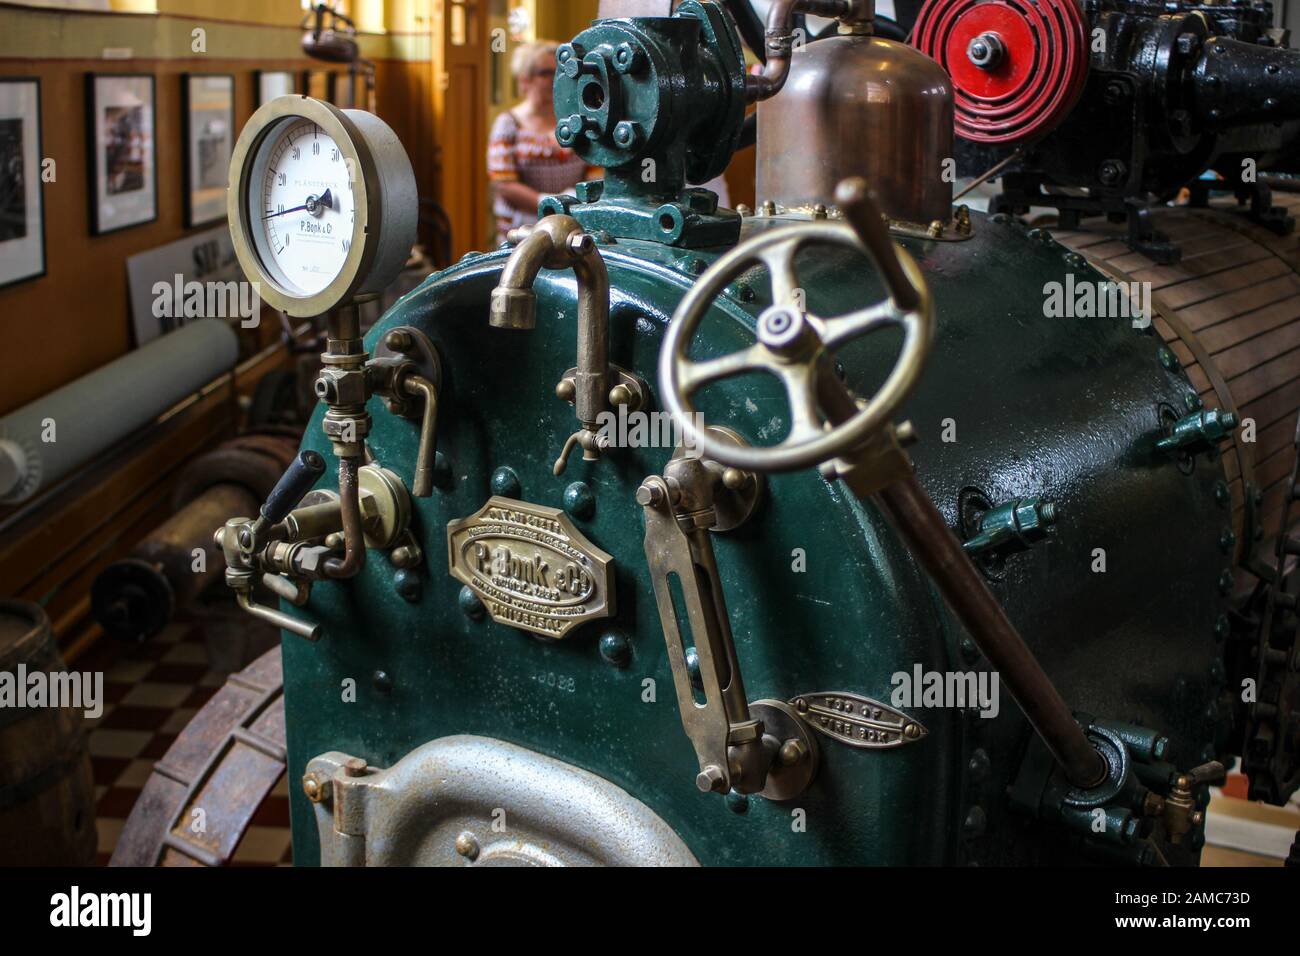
top-left (323, 457), bottom-right (365, 579)
top-left (746, 0), bottom-right (862, 102)
top-left (490, 215), bottom-right (610, 427)
top-left (490, 227), bottom-right (550, 330)
top-left (570, 235), bottom-right (611, 428)
top-left (874, 476), bottom-right (1107, 789)
top-left (953, 146), bottom-right (1027, 202)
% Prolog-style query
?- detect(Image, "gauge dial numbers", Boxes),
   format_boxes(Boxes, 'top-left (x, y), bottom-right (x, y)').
top-left (251, 119), bottom-right (355, 298)
top-left (228, 96), bottom-right (417, 317)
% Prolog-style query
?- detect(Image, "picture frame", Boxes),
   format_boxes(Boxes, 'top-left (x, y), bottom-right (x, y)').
top-left (0, 77), bottom-right (45, 290)
top-left (256, 70), bottom-right (296, 106)
top-left (85, 73), bottom-right (157, 236)
top-left (181, 73), bottom-right (235, 229)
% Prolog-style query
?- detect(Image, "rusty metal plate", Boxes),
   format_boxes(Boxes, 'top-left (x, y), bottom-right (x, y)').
top-left (790, 691), bottom-right (927, 750)
top-left (446, 496), bottom-right (615, 639)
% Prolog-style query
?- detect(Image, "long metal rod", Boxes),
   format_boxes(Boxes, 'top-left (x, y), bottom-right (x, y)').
top-left (828, 178), bottom-right (1104, 788)
top-left (874, 475), bottom-right (1106, 788)
top-left (953, 146), bottom-right (1027, 202)
top-left (237, 590), bottom-right (320, 641)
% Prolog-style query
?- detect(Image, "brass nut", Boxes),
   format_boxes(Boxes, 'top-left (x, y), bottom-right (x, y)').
top-left (384, 329), bottom-right (413, 353)
top-left (608, 383), bottom-right (633, 408)
top-left (555, 378), bottom-right (577, 403)
top-left (454, 831), bottom-right (480, 861)
top-left (779, 739), bottom-right (808, 766)
top-left (303, 772), bottom-right (332, 803)
top-left (721, 467), bottom-right (749, 491)
top-left (635, 482), bottom-right (663, 507)
top-left (695, 765), bottom-right (726, 793)
top-left (567, 232), bottom-right (596, 257)
top-left (321, 414), bottom-right (372, 441)
top-left (316, 367), bottom-right (369, 406)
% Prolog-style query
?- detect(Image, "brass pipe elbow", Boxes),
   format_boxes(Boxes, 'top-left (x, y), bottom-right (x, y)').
top-left (490, 215), bottom-right (610, 429)
top-left (322, 456), bottom-right (365, 579)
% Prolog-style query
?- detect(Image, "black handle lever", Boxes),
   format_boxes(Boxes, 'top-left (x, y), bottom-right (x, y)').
top-left (261, 450), bottom-right (327, 525)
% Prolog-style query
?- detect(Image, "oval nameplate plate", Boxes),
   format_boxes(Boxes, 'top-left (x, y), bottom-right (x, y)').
top-left (446, 496), bottom-right (615, 639)
top-left (790, 692), bottom-right (927, 750)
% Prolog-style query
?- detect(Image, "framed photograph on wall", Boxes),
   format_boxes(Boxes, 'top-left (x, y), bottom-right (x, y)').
top-left (256, 70), bottom-right (296, 106)
top-left (0, 78), bottom-right (45, 289)
top-left (181, 73), bottom-right (235, 228)
top-left (86, 73), bottom-right (157, 235)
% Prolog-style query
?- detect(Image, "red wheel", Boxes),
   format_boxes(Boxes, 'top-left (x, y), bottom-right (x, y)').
top-left (913, 0), bottom-right (1089, 145)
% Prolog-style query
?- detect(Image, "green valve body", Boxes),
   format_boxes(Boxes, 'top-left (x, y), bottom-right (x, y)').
top-left (1156, 408), bottom-right (1238, 454)
top-left (538, 0), bottom-right (747, 247)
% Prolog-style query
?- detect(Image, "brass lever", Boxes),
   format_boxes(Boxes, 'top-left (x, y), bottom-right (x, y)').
top-left (639, 432), bottom-right (817, 799)
top-left (400, 372), bottom-right (438, 496)
top-left (553, 428), bottom-right (604, 476)
top-left (640, 473), bottom-right (765, 794)
top-left (370, 325), bottom-right (443, 498)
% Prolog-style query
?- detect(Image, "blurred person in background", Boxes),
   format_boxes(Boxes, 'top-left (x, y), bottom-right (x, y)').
top-left (489, 41), bottom-right (591, 244)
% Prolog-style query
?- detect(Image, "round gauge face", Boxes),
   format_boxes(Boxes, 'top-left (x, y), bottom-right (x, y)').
top-left (246, 117), bottom-right (356, 298)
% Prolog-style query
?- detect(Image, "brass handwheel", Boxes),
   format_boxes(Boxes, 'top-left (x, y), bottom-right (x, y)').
top-left (660, 189), bottom-right (934, 473)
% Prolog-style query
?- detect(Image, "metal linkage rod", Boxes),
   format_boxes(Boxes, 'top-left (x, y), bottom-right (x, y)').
top-left (874, 476), bottom-right (1107, 789)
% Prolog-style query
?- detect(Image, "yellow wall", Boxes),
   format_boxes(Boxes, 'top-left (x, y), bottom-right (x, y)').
top-left (528, 0), bottom-right (598, 43)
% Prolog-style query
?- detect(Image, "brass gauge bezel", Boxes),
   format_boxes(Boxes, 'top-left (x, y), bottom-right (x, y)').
top-left (227, 95), bottom-right (381, 317)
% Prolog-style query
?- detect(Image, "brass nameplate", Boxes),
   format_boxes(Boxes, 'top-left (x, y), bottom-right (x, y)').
top-left (446, 496), bottom-right (615, 639)
top-left (791, 692), bottom-right (927, 750)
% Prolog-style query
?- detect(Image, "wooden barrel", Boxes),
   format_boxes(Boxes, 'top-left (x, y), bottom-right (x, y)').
top-left (1055, 193), bottom-right (1300, 575)
top-left (0, 599), bottom-right (98, 866)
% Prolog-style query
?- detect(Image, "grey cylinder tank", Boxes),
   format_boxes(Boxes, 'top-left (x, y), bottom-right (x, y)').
top-left (0, 318), bottom-right (239, 504)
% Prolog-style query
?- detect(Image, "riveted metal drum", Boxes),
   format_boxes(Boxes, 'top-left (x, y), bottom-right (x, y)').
top-left (1055, 192), bottom-right (1300, 572)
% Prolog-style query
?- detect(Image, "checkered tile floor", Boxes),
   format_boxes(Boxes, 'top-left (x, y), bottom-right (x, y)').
top-left (76, 614), bottom-right (291, 866)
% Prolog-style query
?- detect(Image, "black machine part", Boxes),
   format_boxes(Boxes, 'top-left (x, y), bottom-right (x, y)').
top-left (90, 434), bottom-right (299, 643)
top-left (925, 0), bottom-right (1300, 261)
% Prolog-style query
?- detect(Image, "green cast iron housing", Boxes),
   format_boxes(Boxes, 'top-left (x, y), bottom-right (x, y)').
top-left (539, 0), bottom-right (748, 247)
top-left (282, 211), bottom-right (1232, 865)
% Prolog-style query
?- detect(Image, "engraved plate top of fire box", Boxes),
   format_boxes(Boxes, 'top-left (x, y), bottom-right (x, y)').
top-left (790, 692), bottom-right (928, 750)
top-left (446, 496), bottom-right (615, 639)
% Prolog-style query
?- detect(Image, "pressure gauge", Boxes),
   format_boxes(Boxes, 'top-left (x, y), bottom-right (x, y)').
top-left (228, 96), bottom-right (417, 317)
